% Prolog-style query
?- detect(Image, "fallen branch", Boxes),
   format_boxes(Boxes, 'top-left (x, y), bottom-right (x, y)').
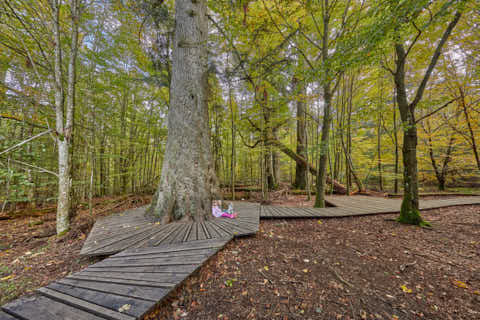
top-left (328, 266), bottom-right (353, 288)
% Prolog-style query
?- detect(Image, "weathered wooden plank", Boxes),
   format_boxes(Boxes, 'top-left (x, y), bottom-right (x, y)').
top-left (107, 248), bottom-right (221, 261)
top-left (0, 311), bottom-right (19, 320)
top-left (203, 221), bottom-right (231, 238)
top-left (45, 283), bottom-right (152, 319)
top-left (67, 274), bottom-right (176, 288)
top-left (37, 287), bottom-right (135, 320)
top-left (112, 238), bottom-right (231, 258)
top-left (3, 294), bottom-right (106, 320)
top-left (197, 222), bottom-right (209, 240)
top-left (85, 265), bottom-right (198, 274)
top-left (75, 271), bottom-right (188, 284)
top-left (57, 278), bottom-right (167, 302)
top-left (93, 254), bottom-right (210, 268)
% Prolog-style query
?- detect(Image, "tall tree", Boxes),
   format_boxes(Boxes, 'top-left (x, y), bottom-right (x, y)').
top-left (147, 0), bottom-right (214, 223)
top-left (51, 0), bottom-right (82, 235)
top-left (391, 2), bottom-right (462, 225)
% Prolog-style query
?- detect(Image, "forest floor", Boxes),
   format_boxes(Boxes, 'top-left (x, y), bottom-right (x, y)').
top-left (1, 194), bottom-right (479, 320)
top-left (0, 194), bottom-right (152, 305)
top-left (147, 196), bottom-right (480, 320)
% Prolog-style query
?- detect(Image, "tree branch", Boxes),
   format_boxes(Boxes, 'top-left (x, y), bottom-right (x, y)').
top-left (410, 11), bottom-right (462, 109)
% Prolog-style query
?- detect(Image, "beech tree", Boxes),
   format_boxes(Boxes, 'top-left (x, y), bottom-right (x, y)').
top-left (147, 0), bottom-right (214, 223)
top-left (388, 1), bottom-right (462, 225)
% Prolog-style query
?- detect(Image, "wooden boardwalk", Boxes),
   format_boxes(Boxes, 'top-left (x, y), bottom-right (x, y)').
top-left (81, 202), bottom-right (259, 257)
top-left (2, 195), bottom-right (480, 320)
top-left (1, 238), bottom-right (231, 320)
top-left (260, 195), bottom-right (480, 218)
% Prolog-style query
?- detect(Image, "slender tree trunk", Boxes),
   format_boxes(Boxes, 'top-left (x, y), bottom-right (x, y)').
top-left (459, 88), bottom-right (480, 171)
top-left (394, 43), bottom-right (422, 225)
top-left (52, 0), bottom-right (80, 235)
top-left (314, 83), bottom-right (333, 207)
top-left (314, 1), bottom-right (333, 208)
top-left (377, 113), bottom-right (383, 191)
top-left (393, 93), bottom-right (399, 194)
top-left (148, 0), bottom-right (213, 223)
top-left (294, 76), bottom-right (307, 189)
top-left (229, 79), bottom-right (236, 200)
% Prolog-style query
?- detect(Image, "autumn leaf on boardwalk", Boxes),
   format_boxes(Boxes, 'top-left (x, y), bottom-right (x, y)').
top-left (118, 304), bottom-right (131, 313)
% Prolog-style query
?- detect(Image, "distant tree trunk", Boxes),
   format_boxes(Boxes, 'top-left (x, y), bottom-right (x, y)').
top-left (314, 3), bottom-right (333, 208)
top-left (294, 76), bottom-right (307, 189)
top-left (377, 113), bottom-right (383, 191)
top-left (459, 88), bottom-right (480, 171)
top-left (228, 78), bottom-right (236, 200)
top-left (147, 0), bottom-right (213, 224)
top-left (314, 82), bottom-right (332, 208)
top-left (393, 92), bottom-right (399, 194)
top-left (424, 120), bottom-right (455, 191)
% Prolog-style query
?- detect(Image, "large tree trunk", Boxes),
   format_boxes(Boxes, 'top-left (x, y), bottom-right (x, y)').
top-left (294, 77), bottom-right (307, 189)
top-left (147, 0), bottom-right (213, 224)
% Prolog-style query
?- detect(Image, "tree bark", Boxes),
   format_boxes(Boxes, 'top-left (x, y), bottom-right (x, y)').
top-left (293, 76), bottom-right (307, 189)
top-left (147, 0), bottom-right (213, 224)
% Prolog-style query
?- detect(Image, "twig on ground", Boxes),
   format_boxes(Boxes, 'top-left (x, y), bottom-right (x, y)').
top-left (328, 266), bottom-right (353, 288)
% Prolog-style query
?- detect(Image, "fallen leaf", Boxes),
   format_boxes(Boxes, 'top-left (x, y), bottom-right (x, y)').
top-left (118, 304), bottom-right (131, 313)
top-left (400, 284), bottom-right (412, 293)
top-left (264, 266), bottom-right (269, 271)
top-left (1, 275), bottom-right (14, 281)
top-left (453, 280), bottom-right (468, 289)
top-left (302, 269), bottom-right (309, 273)
top-left (360, 310), bottom-right (367, 319)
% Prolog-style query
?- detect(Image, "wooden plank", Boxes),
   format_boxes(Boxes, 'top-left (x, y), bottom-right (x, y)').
top-left (93, 254), bottom-right (209, 268)
top-left (57, 278), bottom-right (168, 302)
top-left (107, 248), bottom-right (221, 261)
top-left (67, 274), bottom-right (176, 288)
top-left (37, 287), bottom-right (135, 320)
top-left (151, 223), bottom-right (186, 246)
top-left (76, 271), bottom-right (188, 283)
top-left (112, 238), bottom-right (231, 258)
top-left (182, 223), bottom-right (194, 242)
top-left (45, 282), bottom-right (152, 319)
top-left (86, 265), bottom-right (198, 274)
top-left (203, 221), bottom-right (232, 238)
top-left (197, 222), bottom-right (209, 240)
top-left (2, 294), bottom-right (106, 320)
top-left (0, 311), bottom-right (19, 320)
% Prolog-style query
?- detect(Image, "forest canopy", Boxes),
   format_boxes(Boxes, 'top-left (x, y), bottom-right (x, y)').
top-left (0, 0), bottom-right (479, 233)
